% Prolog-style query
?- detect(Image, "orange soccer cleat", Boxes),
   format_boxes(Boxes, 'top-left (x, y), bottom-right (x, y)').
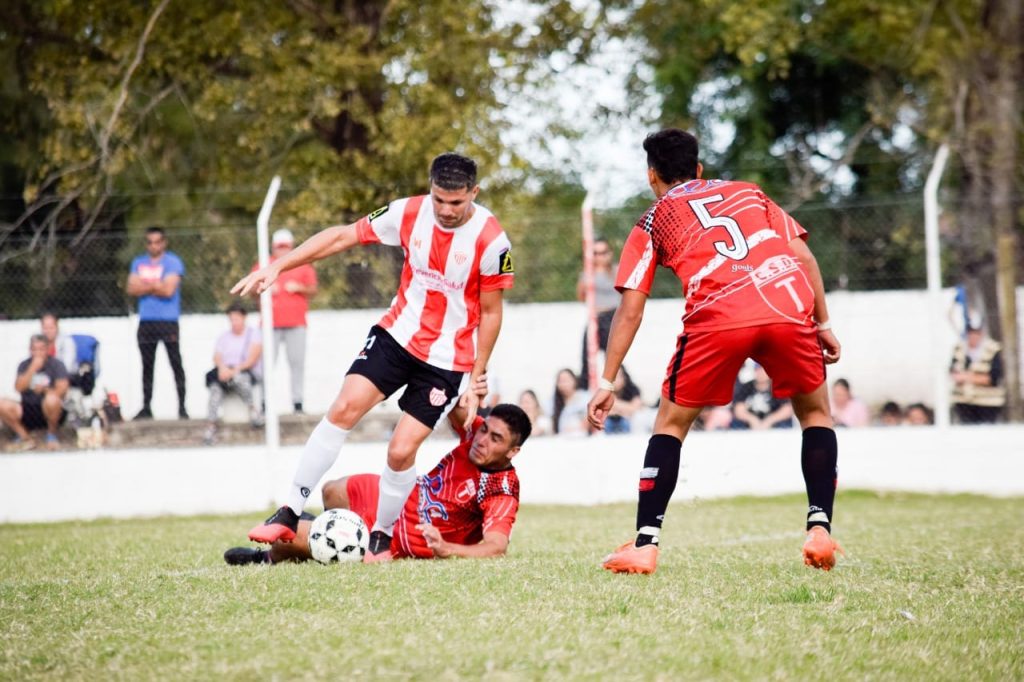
top-left (802, 526), bottom-right (844, 571)
top-left (247, 506), bottom-right (299, 544)
top-left (602, 540), bottom-right (659, 574)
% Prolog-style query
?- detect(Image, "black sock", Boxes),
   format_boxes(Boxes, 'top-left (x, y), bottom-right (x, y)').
top-left (801, 426), bottom-right (838, 532)
top-left (635, 434), bottom-right (682, 546)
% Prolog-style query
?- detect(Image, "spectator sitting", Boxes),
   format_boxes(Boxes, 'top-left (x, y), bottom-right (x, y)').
top-left (829, 378), bottom-right (870, 427)
top-left (604, 366), bottom-right (643, 434)
top-left (730, 364), bottom-right (793, 430)
top-left (203, 302), bottom-right (264, 444)
top-left (950, 323), bottom-right (1005, 424)
top-left (552, 368), bottom-right (590, 436)
top-left (517, 389), bottom-right (552, 437)
top-left (40, 312), bottom-right (99, 424)
top-left (0, 334), bottom-right (69, 451)
top-left (904, 403), bottom-right (934, 426)
top-left (877, 401), bottom-right (903, 426)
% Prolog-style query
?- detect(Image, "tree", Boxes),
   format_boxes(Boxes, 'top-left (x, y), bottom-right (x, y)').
top-left (0, 0), bottom-right (598, 316)
top-left (614, 0), bottom-right (1023, 418)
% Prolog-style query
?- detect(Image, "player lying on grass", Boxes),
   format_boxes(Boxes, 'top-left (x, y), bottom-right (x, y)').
top-left (588, 129), bottom-right (844, 575)
top-left (224, 400), bottom-right (531, 565)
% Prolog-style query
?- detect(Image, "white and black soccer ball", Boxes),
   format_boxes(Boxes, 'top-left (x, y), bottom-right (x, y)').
top-left (308, 509), bottom-right (369, 564)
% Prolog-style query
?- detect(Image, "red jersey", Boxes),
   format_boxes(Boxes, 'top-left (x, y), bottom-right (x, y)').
top-left (616, 179), bottom-right (814, 332)
top-left (355, 196), bottom-right (514, 372)
top-left (250, 259), bottom-right (317, 328)
top-left (392, 416), bottom-right (520, 559)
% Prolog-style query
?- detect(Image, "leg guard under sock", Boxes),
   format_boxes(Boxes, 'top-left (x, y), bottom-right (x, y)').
top-left (635, 434), bottom-right (682, 546)
top-left (285, 418), bottom-right (350, 514)
top-left (371, 465), bottom-right (418, 535)
top-left (801, 426), bottom-right (838, 532)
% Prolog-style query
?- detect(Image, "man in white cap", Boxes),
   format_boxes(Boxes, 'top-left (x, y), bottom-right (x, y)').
top-left (257, 228), bottom-right (318, 413)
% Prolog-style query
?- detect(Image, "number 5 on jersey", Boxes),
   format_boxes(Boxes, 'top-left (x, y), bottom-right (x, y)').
top-left (689, 194), bottom-right (749, 261)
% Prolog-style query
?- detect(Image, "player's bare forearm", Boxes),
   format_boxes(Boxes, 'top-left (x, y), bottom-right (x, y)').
top-left (417, 524), bottom-right (509, 558)
top-left (789, 238), bottom-right (830, 324)
top-left (286, 224), bottom-right (359, 270)
top-left (472, 290), bottom-right (504, 380)
top-left (601, 290), bottom-right (646, 382)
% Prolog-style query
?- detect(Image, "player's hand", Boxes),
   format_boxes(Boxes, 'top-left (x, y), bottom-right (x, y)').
top-left (458, 389), bottom-right (480, 431)
top-left (587, 389), bottom-right (615, 429)
top-left (819, 329), bottom-right (841, 364)
top-left (472, 373), bottom-right (489, 398)
top-left (231, 266), bottom-right (279, 297)
top-left (416, 523), bottom-right (451, 558)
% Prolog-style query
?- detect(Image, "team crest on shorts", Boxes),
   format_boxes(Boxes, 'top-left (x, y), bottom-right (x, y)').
top-left (429, 387), bottom-right (448, 407)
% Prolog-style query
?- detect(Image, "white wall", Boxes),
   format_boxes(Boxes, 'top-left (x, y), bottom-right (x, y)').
top-left (2, 288), bottom-right (1021, 418)
top-left (2, 424), bottom-right (1022, 523)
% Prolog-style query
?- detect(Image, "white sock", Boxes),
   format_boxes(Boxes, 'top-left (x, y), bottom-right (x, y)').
top-left (371, 465), bottom-right (418, 535)
top-left (285, 418), bottom-right (350, 514)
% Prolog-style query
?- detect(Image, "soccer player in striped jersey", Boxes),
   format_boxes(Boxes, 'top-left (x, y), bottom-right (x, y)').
top-left (233, 153), bottom-right (515, 561)
top-left (587, 129), bottom-right (843, 574)
top-left (224, 402), bottom-right (530, 566)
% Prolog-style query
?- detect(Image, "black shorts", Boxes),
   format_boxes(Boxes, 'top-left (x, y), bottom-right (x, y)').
top-left (347, 326), bottom-right (466, 429)
top-left (137, 320), bottom-right (180, 345)
top-left (21, 395), bottom-right (67, 431)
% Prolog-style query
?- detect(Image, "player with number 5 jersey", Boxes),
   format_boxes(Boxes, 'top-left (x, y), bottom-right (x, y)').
top-left (588, 129), bottom-right (843, 575)
top-left (231, 153), bottom-right (514, 562)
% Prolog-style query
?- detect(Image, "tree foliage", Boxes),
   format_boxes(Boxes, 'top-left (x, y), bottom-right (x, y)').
top-left (0, 0), bottom-right (599, 316)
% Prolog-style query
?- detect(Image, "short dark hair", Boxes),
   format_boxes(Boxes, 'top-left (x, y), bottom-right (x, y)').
top-left (643, 129), bottom-right (699, 184)
top-left (833, 378), bottom-right (850, 391)
top-left (226, 300), bottom-right (249, 315)
top-left (145, 226), bottom-right (166, 238)
top-left (430, 153), bottom-right (478, 191)
top-left (488, 403), bottom-right (532, 448)
top-left (29, 333), bottom-right (48, 347)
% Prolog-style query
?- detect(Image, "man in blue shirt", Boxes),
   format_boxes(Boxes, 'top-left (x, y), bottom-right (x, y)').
top-left (126, 226), bottom-right (187, 420)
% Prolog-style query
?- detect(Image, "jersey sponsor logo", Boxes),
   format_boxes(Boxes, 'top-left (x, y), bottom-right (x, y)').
top-left (412, 265), bottom-right (466, 293)
top-left (499, 249), bottom-right (514, 274)
top-left (367, 205), bottom-right (389, 222)
top-left (429, 387), bottom-right (448, 407)
top-left (137, 263), bottom-right (164, 282)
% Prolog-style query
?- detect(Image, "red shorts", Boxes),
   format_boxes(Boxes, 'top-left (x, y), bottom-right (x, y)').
top-left (343, 473), bottom-right (381, 530)
top-left (343, 473), bottom-right (418, 557)
top-left (662, 323), bottom-right (826, 407)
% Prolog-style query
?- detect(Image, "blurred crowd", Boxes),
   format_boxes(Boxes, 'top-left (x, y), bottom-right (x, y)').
top-left (0, 232), bottom-right (1012, 451)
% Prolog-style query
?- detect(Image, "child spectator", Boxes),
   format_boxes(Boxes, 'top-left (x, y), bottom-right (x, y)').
top-left (829, 378), bottom-right (870, 427)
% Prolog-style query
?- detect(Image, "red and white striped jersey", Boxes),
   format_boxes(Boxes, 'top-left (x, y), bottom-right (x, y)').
top-left (392, 416), bottom-right (520, 559)
top-left (616, 179), bottom-right (814, 332)
top-left (355, 195), bottom-right (514, 372)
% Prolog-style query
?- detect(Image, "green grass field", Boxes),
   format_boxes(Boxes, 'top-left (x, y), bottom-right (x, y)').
top-left (2, 492), bottom-right (1022, 680)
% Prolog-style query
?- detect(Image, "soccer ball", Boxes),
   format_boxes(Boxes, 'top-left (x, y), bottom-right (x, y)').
top-left (308, 509), bottom-right (369, 564)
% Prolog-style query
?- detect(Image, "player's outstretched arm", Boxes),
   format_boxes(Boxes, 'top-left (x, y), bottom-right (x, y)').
top-left (459, 289), bottom-right (503, 429)
top-left (231, 223), bottom-right (360, 297)
top-left (416, 524), bottom-right (509, 558)
top-left (588, 289), bottom-right (647, 429)
top-left (789, 237), bottom-right (841, 364)
top-left (448, 374), bottom-right (488, 431)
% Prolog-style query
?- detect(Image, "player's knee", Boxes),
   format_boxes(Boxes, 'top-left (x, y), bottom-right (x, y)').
top-left (386, 441), bottom-right (417, 469)
top-left (326, 399), bottom-right (363, 429)
top-left (321, 478), bottom-right (349, 509)
top-left (42, 392), bottom-right (62, 410)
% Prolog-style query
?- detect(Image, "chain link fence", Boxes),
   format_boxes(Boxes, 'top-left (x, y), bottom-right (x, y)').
top-left (0, 194), bottom-right (931, 318)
